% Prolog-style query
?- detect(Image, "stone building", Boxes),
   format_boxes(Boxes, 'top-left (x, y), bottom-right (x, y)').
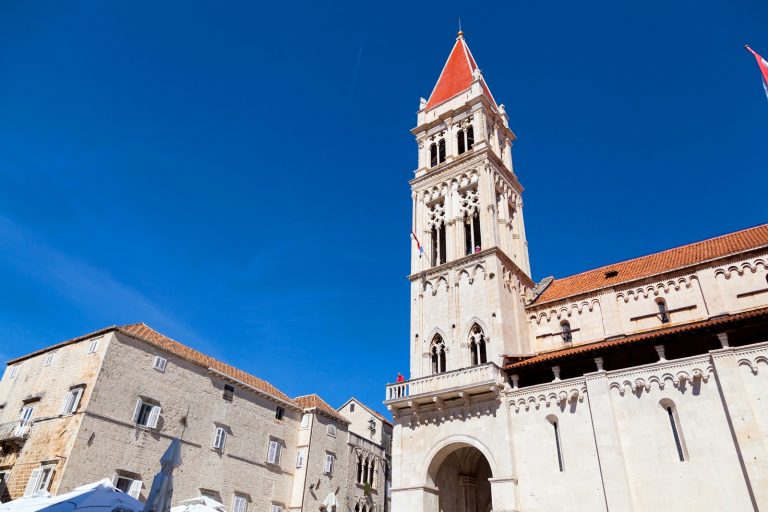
top-left (0, 323), bottom-right (391, 512)
top-left (385, 31), bottom-right (768, 512)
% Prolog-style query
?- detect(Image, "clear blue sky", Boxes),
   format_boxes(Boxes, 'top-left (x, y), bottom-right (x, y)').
top-left (0, 1), bottom-right (766, 416)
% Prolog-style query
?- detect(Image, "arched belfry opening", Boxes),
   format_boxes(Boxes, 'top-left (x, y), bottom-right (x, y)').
top-left (427, 443), bottom-right (493, 512)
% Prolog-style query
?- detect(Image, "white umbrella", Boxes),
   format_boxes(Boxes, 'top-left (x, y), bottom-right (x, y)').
top-left (169, 496), bottom-right (224, 512)
top-left (0, 479), bottom-right (142, 512)
top-left (142, 439), bottom-right (182, 512)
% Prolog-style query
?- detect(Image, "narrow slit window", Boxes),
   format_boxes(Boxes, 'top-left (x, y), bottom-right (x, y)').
top-left (438, 139), bottom-right (446, 163)
top-left (466, 126), bottom-right (474, 149)
top-left (553, 421), bottom-right (564, 472)
top-left (666, 406), bottom-right (686, 461)
top-left (658, 300), bottom-right (670, 324)
top-left (457, 129), bottom-right (465, 155)
top-left (429, 143), bottom-right (437, 167)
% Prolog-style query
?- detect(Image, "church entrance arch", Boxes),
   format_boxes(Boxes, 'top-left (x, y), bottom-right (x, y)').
top-left (425, 439), bottom-right (494, 512)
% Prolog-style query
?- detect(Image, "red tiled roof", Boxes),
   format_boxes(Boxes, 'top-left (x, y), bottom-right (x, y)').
top-left (426, 33), bottom-right (497, 110)
top-left (505, 306), bottom-right (768, 369)
top-left (535, 224), bottom-right (768, 305)
top-left (295, 394), bottom-right (349, 423)
top-left (7, 323), bottom-right (298, 407)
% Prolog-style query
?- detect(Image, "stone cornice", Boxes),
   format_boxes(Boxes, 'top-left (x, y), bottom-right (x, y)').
top-left (408, 247), bottom-right (534, 288)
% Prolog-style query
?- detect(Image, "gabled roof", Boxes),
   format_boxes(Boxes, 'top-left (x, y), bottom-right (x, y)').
top-left (7, 323), bottom-right (298, 408)
top-left (338, 397), bottom-right (393, 427)
top-left (295, 394), bottom-right (350, 424)
top-left (426, 32), bottom-right (497, 110)
top-left (533, 223), bottom-right (768, 305)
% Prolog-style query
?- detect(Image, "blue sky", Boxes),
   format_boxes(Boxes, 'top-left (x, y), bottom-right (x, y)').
top-left (0, 1), bottom-right (766, 416)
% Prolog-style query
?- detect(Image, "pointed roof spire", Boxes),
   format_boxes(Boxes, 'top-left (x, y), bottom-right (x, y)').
top-left (425, 33), bottom-right (497, 110)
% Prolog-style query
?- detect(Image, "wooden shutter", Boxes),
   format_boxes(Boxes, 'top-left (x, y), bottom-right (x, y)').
top-left (71, 388), bottom-right (84, 413)
top-left (128, 479), bottom-right (142, 498)
top-left (267, 441), bottom-right (279, 464)
top-left (60, 392), bottom-right (74, 415)
top-left (295, 450), bottom-right (304, 468)
top-left (132, 400), bottom-right (143, 423)
top-left (23, 468), bottom-right (42, 496)
top-left (148, 406), bottom-right (161, 429)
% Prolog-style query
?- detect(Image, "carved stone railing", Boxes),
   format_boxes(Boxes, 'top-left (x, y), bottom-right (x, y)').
top-left (0, 421), bottom-right (30, 442)
top-left (385, 363), bottom-right (504, 403)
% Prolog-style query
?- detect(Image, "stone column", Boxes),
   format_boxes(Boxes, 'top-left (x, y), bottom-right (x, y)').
top-left (390, 486), bottom-right (438, 512)
top-left (460, 475), bottom-right (477, 512)
top-left (710, 347), bottom-right (768, 509)
top-left (488, 476), bottom-right (519, 512)
top-left (478, 164), bottom-right (495, 252)
top-left (584, 371), bottom-right (635, 511)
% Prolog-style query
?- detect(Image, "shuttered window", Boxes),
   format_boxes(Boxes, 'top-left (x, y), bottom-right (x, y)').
top-left (60, 386), bottom-right (84, 415)
top-left (153, 356), bottom-right (167, 372)
top-left (231, 495), bottom-right (247, 512)
top-left (212, 427), bottom-right (227, 451)
top-left (295, 449), bottom-right (305, 469)
top-left (324, 453), bottom-right (335, 475)
top-left (267, 440), bottom-right (280, 465)
top-left (23, 465), bottom-right (54, 496)
top-left (133, 399), bottom-right (161, 429)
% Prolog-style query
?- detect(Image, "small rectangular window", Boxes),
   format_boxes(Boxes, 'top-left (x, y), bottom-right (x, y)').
top-left (133, 399), bottom-right (161, 429)
top-left (114, 475), bottom-right (142, 498)
top-left (8, 366), bottom-right (18, 379)
top-left (300, 413), bottom-right (310, 429)
top-left (267, 440), bottom-right (281, 465)
top-left (23, 465), bottom-right (55, 496)
top-left (212, 427), bottom-right (227, 451)
top-left (349, 403), bottom-right (355, 413)
top-left (231, 495), bottom-right (248, 512)
top-left (87, 338), bottom-right (100, 354)
top-left (19, 405), bottom-right (34, 426)
top-left (295, 449), bottom-right (305, 468)
top-left (327, 422), bottom-right (337, 437)
top-left (270, 505), bottom-right (283, 512)
top-left (44, 352), bottom-right (56, 367)
top-left (60, 386), bottom-right (84, 415)
top-left (275, 406), bottom-right (285, 421)
top-left (223, 384), bottom-right (235, 402)
top-left (152, 356), bottom-right (167, 373)
top-left (324, 452), bottom-right (335, 475)
top-left (0, 471), bottom-right (8, 500)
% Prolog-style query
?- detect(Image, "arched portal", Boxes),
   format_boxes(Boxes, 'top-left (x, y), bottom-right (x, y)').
top-left (426, 442), bottom-right (494, 512)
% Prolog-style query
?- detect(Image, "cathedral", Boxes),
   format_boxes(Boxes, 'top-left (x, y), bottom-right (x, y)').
top-left (385, 32), bottom-right (768, 512)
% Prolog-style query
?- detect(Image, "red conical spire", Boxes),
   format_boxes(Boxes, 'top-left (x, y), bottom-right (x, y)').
top-left (425, 32), bottom-right (497, 110)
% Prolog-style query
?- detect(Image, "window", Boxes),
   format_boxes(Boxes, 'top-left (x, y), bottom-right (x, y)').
top-left (231, 495), bottom-right (248, 512)
top-left (270, 505), bottom-right (283, 512)
top-left (438, 139), bottom-right (446, 163)
top-left (212, 427), bottom-right (227, 451)
top-left (430, 335), bottom-right (447, 374)
top-left (429, 143), bottom-right (437, 167)
top-left (152, 356), bottom-right (167, 373)
top-left (19, 405), bottom-right (34, 426)
top-left (368, 417), bottom-right (377, 435)
top-left (295, 449), bottom-right (305, 469)
top-left (200, 490), bottom-right (222, 503)
top-left (657, 299), bottom-right (670, 324)
top-left (44, 352), bottom-right (56, 367)
top-left (0, 470), bottom-right (8, 500)
top-left (132, 399), bottom-right (161, 429)
top-left (350, 403), bottom-right (355, 413)
top-left (223, 384), bottom-right (235, 402)
top-left (267, 440), bottom-right (281, 465)
top-left (275, 406), bottom-right (285, 421)
top-left (8, 366), bottom-right (18, 379)
top-left (60, 386), bottom-right (84, 415)
top-left (457, 125), bottom-right (474, 155)
top-left (327, 422), bottom-right (337, 437)
top-left (114, 475), bottom-right (142, 498)
top-left (469, 324), bottom-right (487, 365)
top-left (23, 465), bottom-right (55, 497)
top-left (662, 401), bottom-right (687, 462)
top-left (300, 413), bottom-right (310, 429)
top-left (551, 419), bottom-right (564, 472)
top-left (429, 201), bottom-right (447, 266)
top-left (87, 338), bottom-right (100, 354)
top-left (561, 321), bottom-right (573, 343)
top-left (324, 452), bottom-right (335, 475)
top-left (461, 188), bottom-right (481, 255)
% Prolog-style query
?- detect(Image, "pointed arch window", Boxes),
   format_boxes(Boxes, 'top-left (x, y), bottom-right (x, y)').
top-left (657, 299), bottom-right (670, 324)
top-left (457, 129), bottom-right (466, 155)
top-left (560, 321), bottom-right (573, 342)
top-left (469, 324), bottom-right (487, 365)
top-left (429, 143), bottom-right (437, 167)
top-left (428, 201), bottom-right (447, 266)
top-left (438, 139), bottom-right (446, 163)
top-left (430, 335), bottom-right (447, 374)
top-left (461, 187), bottom-right (482, 255)
top-left (457, 126), bottom-right (475, 156)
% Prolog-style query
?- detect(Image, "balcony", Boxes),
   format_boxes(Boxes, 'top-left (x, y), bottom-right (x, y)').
top-left (0, 421), bottom-right (30, 443)
top-left (384, 363), bottom-right (505, 408)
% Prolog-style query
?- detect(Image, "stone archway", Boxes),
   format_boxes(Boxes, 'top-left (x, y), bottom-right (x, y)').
top-left (426, 443), bottom-right (494, 512)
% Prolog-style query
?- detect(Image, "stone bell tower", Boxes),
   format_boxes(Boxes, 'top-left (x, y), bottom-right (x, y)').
top-left (408, 31), bottom-right (534, 380)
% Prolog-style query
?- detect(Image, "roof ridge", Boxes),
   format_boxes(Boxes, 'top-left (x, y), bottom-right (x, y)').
top-left (548, 222), bottom-right (768, 282)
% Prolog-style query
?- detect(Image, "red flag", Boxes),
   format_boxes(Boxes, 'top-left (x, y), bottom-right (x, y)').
top-left (745, 45), bottom-right (768, 99)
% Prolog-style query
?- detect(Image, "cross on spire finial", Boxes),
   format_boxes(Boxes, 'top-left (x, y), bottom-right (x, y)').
top-left (458, 18), bottom-right (463, 38)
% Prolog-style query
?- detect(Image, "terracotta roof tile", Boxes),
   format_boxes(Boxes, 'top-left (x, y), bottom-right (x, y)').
top-left (535, 224), bottom-right (768, 305)
top-left (505, 306), bottom-right (768, 369)
top-left (8, 323), bottom-right (298, 407)
top-left (426, 34), bottom-right (497, 110)
top-left (294, 394), bottom-right (349, 423)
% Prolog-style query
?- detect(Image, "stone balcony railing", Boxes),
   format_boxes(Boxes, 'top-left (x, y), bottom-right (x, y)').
top-left (384, 363), bottom-right (505, 405)
top-left (0, 421), bottom-right (30, 443)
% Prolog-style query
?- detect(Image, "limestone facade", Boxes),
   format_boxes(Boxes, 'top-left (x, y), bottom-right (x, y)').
top-left (386, 31), bottom-right (768, 512)
top-left (0, 327), bottom-right (391, 512)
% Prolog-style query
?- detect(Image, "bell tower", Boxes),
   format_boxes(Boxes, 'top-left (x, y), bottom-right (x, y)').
top-left (409, 32), bottom-right (534, 380)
